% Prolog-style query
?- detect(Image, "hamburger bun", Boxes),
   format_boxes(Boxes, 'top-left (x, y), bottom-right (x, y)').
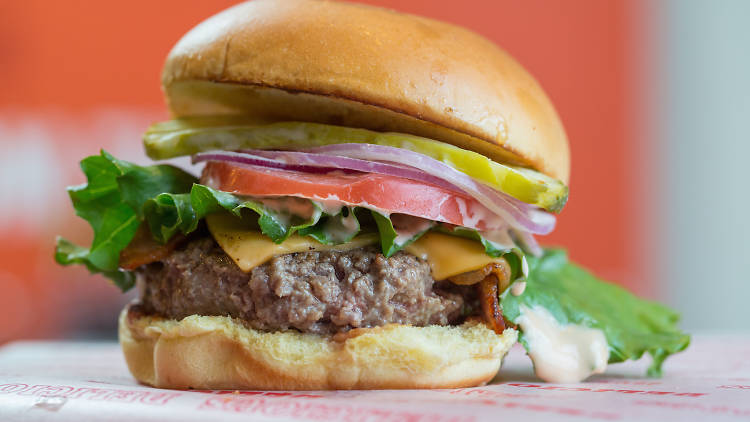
top-left (162, 0), bottom-right (570, 182)
top-left (119, 305), bottom-right (518, 390)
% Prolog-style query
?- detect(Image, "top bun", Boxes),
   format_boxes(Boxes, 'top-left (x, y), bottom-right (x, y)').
top-left (162, 0), bottom-right (570, 182)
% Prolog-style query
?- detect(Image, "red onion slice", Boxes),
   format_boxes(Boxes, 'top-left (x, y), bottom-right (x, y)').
top-left (192, 151), bottom-right (348, 174)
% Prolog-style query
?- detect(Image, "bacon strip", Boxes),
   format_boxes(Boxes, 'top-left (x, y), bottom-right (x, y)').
top-left (479, 275), bottom-right (506, 334)
top-left (448, 260), bottom-right (513, 334)
top-left (449, 261), bottom-right (511, 291)
top-left (119, 225), bottom-right (186, 270)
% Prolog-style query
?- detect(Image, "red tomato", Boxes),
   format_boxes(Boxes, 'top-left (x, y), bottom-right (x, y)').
top-left (201, 161), bottom-right (499, 230)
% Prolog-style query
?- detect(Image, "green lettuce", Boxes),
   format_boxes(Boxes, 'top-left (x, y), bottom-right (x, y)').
top-left (56, 151), bottom-right (196, 290)
top-left (502, 249), bottom-right (690, 377)
top-left (54, 237), bottom-right (135, 291)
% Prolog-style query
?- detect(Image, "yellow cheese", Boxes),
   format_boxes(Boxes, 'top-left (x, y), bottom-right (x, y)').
top-left (207, 213), bottom-right (505, 279)
top-left (403, 232), bottom-right (505, 280)
top-left (206, 213), bottom-right (379, 272)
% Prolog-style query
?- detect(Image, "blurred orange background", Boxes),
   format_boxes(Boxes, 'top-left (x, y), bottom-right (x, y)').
top-left (0, 0), bottom-right (648, 342)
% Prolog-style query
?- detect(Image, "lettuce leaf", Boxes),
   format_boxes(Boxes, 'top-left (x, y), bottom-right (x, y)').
top-left (56, 151), bottom-right (196, 290)
top-left (54, 237), bottom-right (135, 291)
top-left (501, 249), bottom-right (690, 377)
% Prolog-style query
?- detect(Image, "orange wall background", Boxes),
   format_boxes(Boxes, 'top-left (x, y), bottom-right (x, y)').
top-left (0, 0), bottom-right (644, 342)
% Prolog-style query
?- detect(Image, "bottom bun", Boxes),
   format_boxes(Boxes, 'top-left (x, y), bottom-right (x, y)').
top-left (119, 305), bottom-right (517, 390)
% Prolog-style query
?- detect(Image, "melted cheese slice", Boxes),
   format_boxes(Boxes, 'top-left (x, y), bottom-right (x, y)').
top-left (207, 213), bottom-right (506, 279)
top-left (403, 232), bottom-right (506, 280)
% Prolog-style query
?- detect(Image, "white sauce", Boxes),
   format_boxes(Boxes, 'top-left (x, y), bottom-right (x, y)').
top-left (312, 196), bottom-right (393, 218)
top-left (315, 199), bottom-right (345, 215)
top-left (257, 197), bottom-right (318, 220)
top-left (517, 305), bottom-right (609, 383)
top-left (322, 212), bottom-right (360, 243)
top-left (391, 215), bottom-right (434, 245)
top-left (341, 212), bottom-right (359, 231)
top-left (510, 281), bottom-right (526, 296)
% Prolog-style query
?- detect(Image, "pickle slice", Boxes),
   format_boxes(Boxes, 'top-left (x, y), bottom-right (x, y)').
top-left (144, 117), bottom-right (568, 212)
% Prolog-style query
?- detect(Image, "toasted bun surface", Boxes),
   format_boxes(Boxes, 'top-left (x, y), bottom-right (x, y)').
top-left (119, 305), bottom-right (517, 390)
top-left (162, 0), bottom-right (570, 182)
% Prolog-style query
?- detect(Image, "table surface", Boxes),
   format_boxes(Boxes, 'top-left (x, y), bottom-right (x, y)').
top-left (0, 335), bottom-right (749, 421)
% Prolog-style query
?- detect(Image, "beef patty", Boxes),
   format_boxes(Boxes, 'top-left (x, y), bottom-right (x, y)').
top-left (136, 236), bottom-right (476, 334)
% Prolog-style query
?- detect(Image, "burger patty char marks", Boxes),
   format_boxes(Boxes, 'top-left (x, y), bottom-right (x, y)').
top-left (136, 236), bottom-right (475, 334)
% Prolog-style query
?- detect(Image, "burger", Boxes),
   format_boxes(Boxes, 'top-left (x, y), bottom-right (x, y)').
top-left (55, 0), bottom-right (688, 390)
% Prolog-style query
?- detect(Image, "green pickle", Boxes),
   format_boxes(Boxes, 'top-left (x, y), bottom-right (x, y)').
top-left (144, 117), bottom-right (568, 212)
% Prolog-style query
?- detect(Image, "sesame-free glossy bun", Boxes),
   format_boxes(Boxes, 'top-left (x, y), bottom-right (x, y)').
top-left (162, 0), bottom-right (570, 182)
top-left (119, 305), bottom-right (518, 390)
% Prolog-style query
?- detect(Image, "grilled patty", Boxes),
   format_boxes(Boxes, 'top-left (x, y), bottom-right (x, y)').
top-left (136, 236), bottom-right (476, 334)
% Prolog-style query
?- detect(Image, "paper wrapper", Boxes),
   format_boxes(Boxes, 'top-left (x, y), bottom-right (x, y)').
top-left (1, 335), bottom-right (749, 421)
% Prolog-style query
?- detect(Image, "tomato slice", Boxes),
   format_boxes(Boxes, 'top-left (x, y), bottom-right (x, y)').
top-left (201, 161), bottom-right (501, 230)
